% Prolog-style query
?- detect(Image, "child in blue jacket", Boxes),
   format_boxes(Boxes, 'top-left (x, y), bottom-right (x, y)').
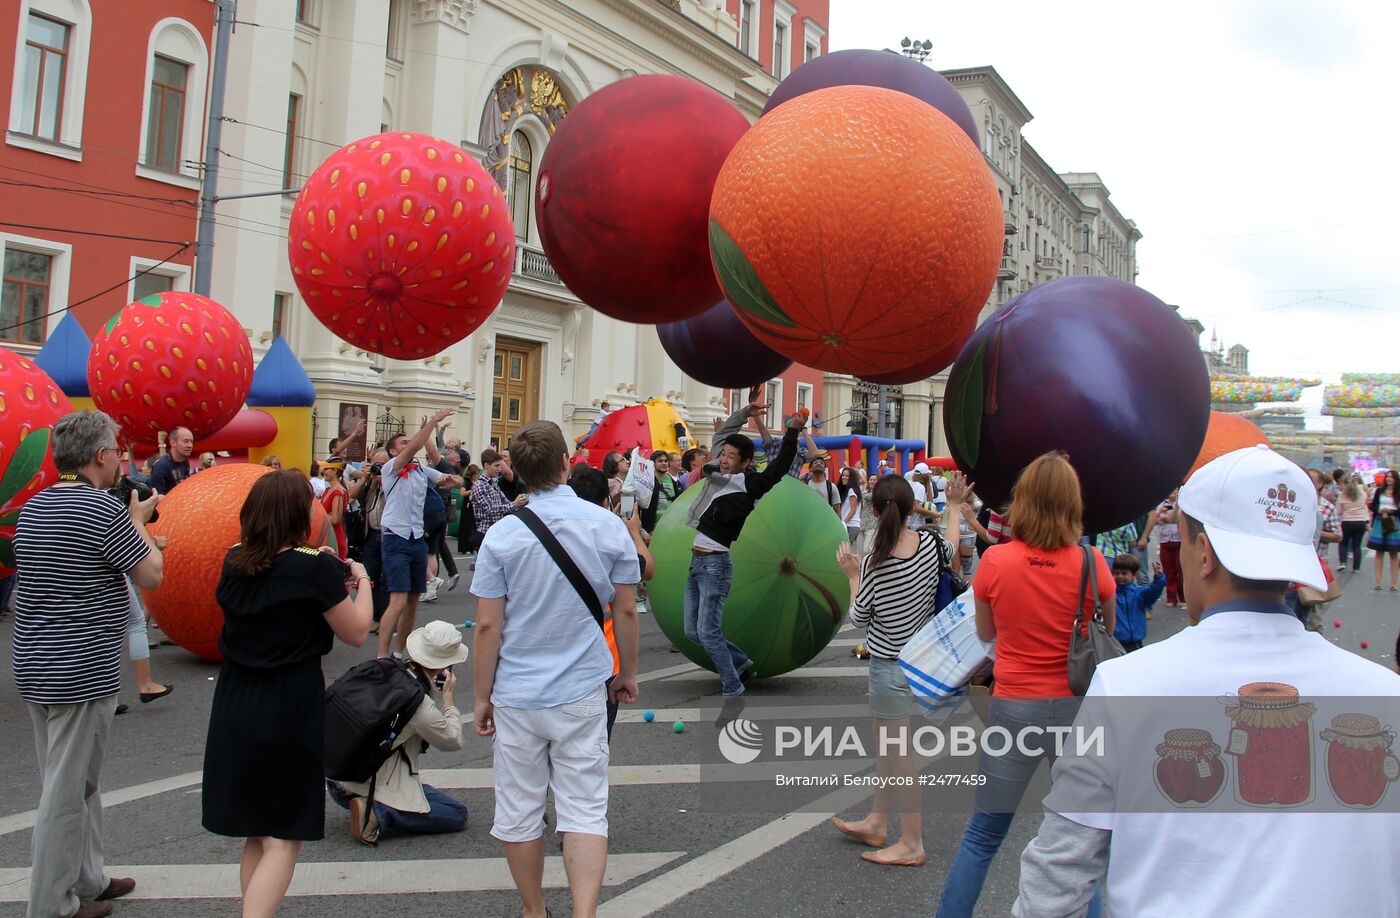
top-left (1111, 554), bottom-right (1165, 651)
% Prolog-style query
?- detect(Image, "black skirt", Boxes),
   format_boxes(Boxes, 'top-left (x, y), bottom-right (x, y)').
top-left (202, 658), bottom-right (326, 840)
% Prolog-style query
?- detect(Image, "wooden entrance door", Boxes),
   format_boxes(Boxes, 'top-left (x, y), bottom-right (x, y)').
top-left (490, 337), bottom-right (541, 450)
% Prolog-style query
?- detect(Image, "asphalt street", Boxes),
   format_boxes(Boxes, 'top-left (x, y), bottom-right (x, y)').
top-left (0, 544), bottom-right (1394, 917)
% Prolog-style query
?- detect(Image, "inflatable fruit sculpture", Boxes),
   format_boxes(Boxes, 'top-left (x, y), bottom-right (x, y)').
top-left (764, 47), bottom-right (980, 145)
top-left (536, 75), bottom-right (750, 323)
top-left (144, 465), bottom-right (330, 660)
top-left (862, 315), bottom-right (977, 386)
top-left (657, 300), bottom-right (793, 389)
top-left (0, 350), bottom-right (72, 575)
top-left (944, 276), bottom-right (1210, 533)
top-left (289, 131), bottom-right (514, 358)
top-left (1189, 412), bottom-right (1269, 478)
top-left (578, 400), bottom-right (692, 469)
top-left (649, 478), bottom-right (850, 677)
top-left (710, 85), bottom-right (1002, 376)
top-left (88, 292), bottom-right (253, 444)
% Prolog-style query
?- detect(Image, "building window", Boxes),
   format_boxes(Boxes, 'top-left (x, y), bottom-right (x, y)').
top-left (19, 13), bottom-right (69, 140)
top-left (145, 55), bottom-right (188, 172)
top-left (132, 270), bottom-right (174, 301)
top-left (764, 380), bottom-right (781, 429)
top-left (739, 0), bottom-right (756, 56)
top-left (796, 383), bottom-right (812, 412)
top-left (805, 42), bottom-right (819, 63)
top-left (507, 131), bottom-right (533, 241)
top-left (272, 292), bottom-right (288, 339)
top-left (1, 249), bottom-right (52, 345)
top-left (283, 94), bottom-right (300, 186)
top-left (386, 0), bottom-right (403, 61)
top-left (728, 388), bottom-right (744, 417)
top-left (295, 0), bottom-right (313, 25)
top-left (774, 22), bottom-right (788, 78)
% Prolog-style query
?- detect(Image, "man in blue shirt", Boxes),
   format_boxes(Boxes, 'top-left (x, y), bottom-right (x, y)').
top-left (377, 408), bottom-right (463, 658)
top-left (471, 420), bottom-right (640, 918)
top-left (146, 426), bottom-right (195, 494)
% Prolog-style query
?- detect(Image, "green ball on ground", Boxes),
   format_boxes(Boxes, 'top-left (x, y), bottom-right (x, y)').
top-left (673, 720), bottom-right (685, 733)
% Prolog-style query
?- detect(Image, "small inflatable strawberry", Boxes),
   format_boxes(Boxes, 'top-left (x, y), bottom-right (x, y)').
top-left (288, 131), bottom-right (515, 359)
top-left (88, 292), bottom-right (253, 445)
top-left (0, 350), bottom-right (73, 575)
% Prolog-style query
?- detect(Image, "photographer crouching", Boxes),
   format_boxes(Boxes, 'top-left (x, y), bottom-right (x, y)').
top-left (12, 410), bottom-right (164, 918)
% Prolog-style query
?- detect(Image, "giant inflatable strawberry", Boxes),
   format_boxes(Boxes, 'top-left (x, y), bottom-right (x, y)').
top-left (88, 292), bottom-right (253, 445)
top-left (288, 131), bottom-right (515, 359)
top-left (0, 350), bottom-right (73, 575)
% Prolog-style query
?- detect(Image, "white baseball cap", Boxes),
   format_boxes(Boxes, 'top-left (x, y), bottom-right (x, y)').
top-left (913, 462), bottom-right (931, 474)
top-left (1178, 445), bottom-right (1327, 590)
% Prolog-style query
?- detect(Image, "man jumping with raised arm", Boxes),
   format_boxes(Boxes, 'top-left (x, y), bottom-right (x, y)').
top-left (378, 408), bottom-right (464, 658)
top-left (683, 403), bottom-right (804, 697)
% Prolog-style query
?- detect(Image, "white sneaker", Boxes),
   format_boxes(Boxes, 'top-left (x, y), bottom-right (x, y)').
top-left (445, 573), bottom-right (460, 591)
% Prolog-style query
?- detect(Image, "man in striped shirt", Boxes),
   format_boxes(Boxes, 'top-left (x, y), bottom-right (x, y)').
top-left (12, 411), bottom-right (164, 918)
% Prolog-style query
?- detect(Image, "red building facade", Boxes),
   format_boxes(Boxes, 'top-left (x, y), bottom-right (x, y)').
top-left (721, 0), bottom-right (829, 428)
top-left (0, 0), bottom-right (212, 352)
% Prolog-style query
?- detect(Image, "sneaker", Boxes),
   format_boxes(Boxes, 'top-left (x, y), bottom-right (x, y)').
top-left (419, 589), bottom-right (438, 603)
top-left (1337, 564), bottom-right (1347, 571)
top-left (445, 573), bottom-right (460, 592)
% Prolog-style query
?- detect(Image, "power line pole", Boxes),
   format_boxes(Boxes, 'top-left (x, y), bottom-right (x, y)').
top-left (194, 0), bottom-right (235, 297)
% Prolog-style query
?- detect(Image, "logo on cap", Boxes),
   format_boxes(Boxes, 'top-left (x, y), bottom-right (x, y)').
top-left (1259, 482), bottom-right (1299, 527)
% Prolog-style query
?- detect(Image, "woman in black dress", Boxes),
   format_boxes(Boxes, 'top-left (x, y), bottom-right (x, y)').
top-left (202, 470), bottom-right (372, 917)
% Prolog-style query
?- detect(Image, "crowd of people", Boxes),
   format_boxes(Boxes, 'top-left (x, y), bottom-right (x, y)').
top-left (7, 400), bottom-right (1400, 917)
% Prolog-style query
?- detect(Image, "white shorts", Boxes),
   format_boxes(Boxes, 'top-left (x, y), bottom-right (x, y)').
top-left (491, 685), bottom-right (610, 843)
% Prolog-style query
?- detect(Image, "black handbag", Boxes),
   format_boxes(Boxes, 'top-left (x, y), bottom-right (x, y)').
top-left (1067, 545), bottom-right (1126, 696)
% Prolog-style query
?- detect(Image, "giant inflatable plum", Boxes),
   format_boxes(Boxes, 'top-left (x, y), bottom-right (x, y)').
top-left (144, 464), bottom-right (330, 661)
top-left (536, 75), bottom-right (750, 323)
top-left (88, 292), bottom-right (253, 445)
top-left (0, 350), bottom-right (72, 575)
top-left (649, 478), bottom-right (850, 677)
top-left (944, 276), bottom-right (1210, 532)
top-left (709, 86), bottom-right (1002, 376)
top-left (764, 47), bottom-right (980, 145)
top-left (657, 299), bottom-right (792, 389)
top-left (289, 132), bottom-right (514, 358)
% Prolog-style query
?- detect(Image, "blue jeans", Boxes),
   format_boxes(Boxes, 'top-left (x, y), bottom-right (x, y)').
top-left (683, 551), bottom-right (750, 695)
top-left (936, 698), bottom-right (1103, 918)
top-left (328, 782), bottom-right (467, 836)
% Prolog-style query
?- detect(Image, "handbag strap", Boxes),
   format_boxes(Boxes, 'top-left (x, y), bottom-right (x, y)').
top-left (1072, 545), bottom-right (1104, 629)
top-left (515, 507), bottom-right (605, 632)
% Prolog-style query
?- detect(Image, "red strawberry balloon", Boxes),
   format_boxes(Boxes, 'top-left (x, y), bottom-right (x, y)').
top-left (88, 292), bottom-right (253, 445)
top-left (289, 131), bottom-right (515, 359)
top-left (0, 350), bottom-right (73, 575)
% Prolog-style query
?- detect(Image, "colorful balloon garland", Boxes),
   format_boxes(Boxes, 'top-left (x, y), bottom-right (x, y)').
top-left (1210, 375), bottom-right (1319, 404)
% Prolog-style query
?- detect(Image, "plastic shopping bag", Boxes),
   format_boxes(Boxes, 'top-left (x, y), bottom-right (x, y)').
top-left (896, 592), bottom-right (994, 722)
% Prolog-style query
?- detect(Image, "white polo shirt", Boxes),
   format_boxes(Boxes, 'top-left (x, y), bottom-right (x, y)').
top-left (1044, 603), bottom-right (1400, 917)
top-left (471, 485), bottom-right (640, 708)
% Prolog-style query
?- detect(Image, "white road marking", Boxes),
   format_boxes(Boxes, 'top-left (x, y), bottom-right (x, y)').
top-left (0, 771), bottom-right (202, 838)
top-left (663, 666), bottom-right (866, 681)
top-left (0, 853), bottom-right (683, 901)
top-left (423, 758), bottom-right (864, 790)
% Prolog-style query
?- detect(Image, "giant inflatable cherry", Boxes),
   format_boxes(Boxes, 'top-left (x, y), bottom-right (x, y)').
top-left (536, 75), bottom-right (750, 323)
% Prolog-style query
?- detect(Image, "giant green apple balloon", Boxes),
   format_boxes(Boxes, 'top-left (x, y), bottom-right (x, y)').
top-left (649, 476), bottom-right (851, 677)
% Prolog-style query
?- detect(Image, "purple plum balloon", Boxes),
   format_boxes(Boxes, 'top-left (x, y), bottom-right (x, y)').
top-left (943, 276), bottom-right (1209, 532)
top-left (658, 300), bottom-right (793, 389)
top-left (763, 48), bottom-right (979, 146)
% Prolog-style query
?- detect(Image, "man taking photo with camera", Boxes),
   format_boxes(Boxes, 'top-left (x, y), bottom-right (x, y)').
top-left (12, 410), bottom-right (164, 918)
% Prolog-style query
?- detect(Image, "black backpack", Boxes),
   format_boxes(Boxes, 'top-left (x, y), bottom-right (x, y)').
top-left (324, 658), bottom-right (426, 784)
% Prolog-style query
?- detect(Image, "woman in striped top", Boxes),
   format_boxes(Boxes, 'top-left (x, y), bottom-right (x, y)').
top-left (829, 474), bottom-right (962, 868)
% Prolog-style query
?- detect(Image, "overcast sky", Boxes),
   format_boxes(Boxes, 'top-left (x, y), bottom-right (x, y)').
top-left (829, 0), bottom-right (1400, 396)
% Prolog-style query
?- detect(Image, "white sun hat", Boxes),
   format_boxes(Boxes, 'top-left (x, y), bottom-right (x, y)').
top-left (406, 620), bottom-right (470, 669)
top-left (1178, 445), bottom-right (1327, 590)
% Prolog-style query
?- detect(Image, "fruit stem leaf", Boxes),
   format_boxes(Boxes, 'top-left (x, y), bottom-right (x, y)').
top-left (708, 221), bottom-right (797, 328)
top-left (0, 429), bottom-right (50, 509)
top-left (947, 339), bottom-right (986, 469)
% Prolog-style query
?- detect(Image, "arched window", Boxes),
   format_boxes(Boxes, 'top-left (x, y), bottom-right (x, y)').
top-left (508, 131), bottom-right (533, 241)
top-left (7, 0), bottom-right (91, 158)
top-left (137, 18), bottom-right (209, 185)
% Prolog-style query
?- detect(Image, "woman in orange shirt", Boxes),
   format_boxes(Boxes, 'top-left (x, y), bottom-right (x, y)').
top-left (936, 453), bottom-right (1114, 918)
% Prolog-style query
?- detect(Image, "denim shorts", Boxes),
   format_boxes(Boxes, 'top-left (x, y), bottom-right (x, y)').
top-left (868, 657), bottom-right (913, 719)
top-left (382, 532), bottom-right (428, 594)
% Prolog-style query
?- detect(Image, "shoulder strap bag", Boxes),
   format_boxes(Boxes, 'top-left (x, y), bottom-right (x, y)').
top-left (514, 507), bottom-right (604, 632)
top-left (1067, 545), bottom-right (1126, 696)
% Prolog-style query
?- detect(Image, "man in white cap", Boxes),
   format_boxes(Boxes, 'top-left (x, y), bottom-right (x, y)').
top-left (905, 462), bottom-right (940, 529)
top-left (328, 620), bottom-right (469, 845)
top-left (1012, 446), bottom-right (1400, 917)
